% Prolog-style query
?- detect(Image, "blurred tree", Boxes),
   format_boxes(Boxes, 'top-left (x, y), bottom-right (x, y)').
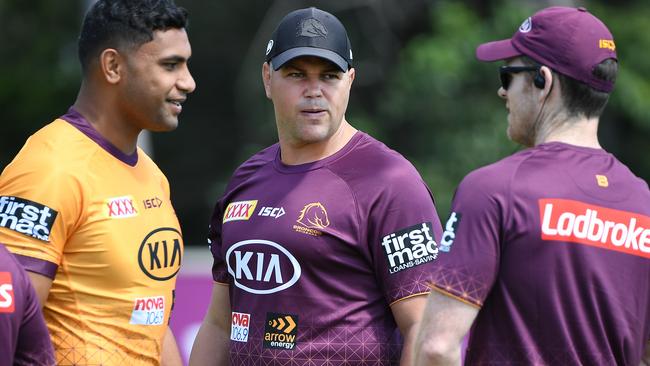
top-left (0, 0), bottom-right (80, 166)
top-left (375, 0), bottom-right (650, 218)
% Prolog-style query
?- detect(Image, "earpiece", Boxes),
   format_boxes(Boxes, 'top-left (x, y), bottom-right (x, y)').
top-left (533, 70), bottom-right (546, 89)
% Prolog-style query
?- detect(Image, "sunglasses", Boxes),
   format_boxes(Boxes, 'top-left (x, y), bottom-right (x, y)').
top-left (499, 65), bottom-right (540, 90)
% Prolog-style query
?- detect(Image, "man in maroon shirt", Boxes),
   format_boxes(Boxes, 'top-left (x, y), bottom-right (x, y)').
top-left (191, 7), bottom-right (443, 366)
top-left (415, 6), bottom-right (650, 366)
top-left (0, 244), bottom-right (54, 365)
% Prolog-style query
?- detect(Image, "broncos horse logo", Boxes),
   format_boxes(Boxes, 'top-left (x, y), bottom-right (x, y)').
top-left (296, 202), bottom-right (330, 229)
top-left (298, 18), bottom-right (328, 38)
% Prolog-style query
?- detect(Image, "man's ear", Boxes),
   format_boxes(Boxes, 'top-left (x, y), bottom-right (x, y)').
top-left (347, 67), bottom-right (355, 85)
top-left (262, 62), bottom-right (272, 99)
top-left (538, 65), bottom-right (554, 100)
top-left (99, 48), bottom-right (123, 84)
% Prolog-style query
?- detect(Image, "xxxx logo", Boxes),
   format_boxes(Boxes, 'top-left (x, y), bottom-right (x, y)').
top-left (223, 200), bottom-right (258, 223)
top-left (106, 195), bottom-right (138, 218)
top-left (268, 314), bottom-right (297, 333)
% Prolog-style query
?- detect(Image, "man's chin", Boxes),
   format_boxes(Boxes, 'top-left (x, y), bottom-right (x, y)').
top-left (148, 118), bottom-right (179, 132)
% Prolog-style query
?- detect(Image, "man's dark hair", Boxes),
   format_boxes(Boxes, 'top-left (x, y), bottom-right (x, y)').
top-left (78, 0), bottom-right (188, 74)
top-left (521, 56), bottom-right (617, 119)
top-left (557, 59), bottom-right (617, 119)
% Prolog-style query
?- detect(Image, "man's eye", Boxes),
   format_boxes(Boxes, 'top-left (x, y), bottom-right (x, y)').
top-left (163, 63), bottom-right (178, 70)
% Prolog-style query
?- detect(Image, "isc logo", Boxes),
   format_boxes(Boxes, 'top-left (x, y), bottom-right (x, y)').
top-left (0, 272), bottom-right (14, 313)
top-left (258, 206), bottom-right (285, 219)
top-left (143, 197), bottom-right (163, 210)
top-left (599, 39), bottom-right (616, 51)
top-left (130, 296), bottom-right (165, 326)
top-left (231, 312), bottom-right (250, 343)
top-left (226, 239), bottom-right (301, 295)
top-left (106, 195), bottom-right (138, 218)
top-left (223, 200), bottom-right (258, 223)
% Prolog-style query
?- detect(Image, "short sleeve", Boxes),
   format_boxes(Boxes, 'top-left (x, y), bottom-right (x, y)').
top-left (208, 198), bottom-right (230, 285)
top-left (428, 168), bottom-right (508, 307)
top-left (367, 174), bottom-right (443, 305)
top-left (0, 143), bottom-right (84, 277)
top-left (15, 266), bottom-right (56, 365)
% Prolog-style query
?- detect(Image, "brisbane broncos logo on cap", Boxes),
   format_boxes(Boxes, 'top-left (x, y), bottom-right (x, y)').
top-left (298, 18), bottom-right (327, 38)
top-left (293, 202), bottom-right (330, 236)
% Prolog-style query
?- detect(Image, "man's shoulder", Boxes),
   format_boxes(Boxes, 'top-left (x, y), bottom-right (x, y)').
top-left (228, 143), bottom-right (278, 182)
top-left (3, 119), bottom-right (93, 180)
top-left (16, 118), bottom-right (93, 163)
top-left (458, 149), bottom-right (537, 194)
top-left (330, 132), bottom-right (421, 181)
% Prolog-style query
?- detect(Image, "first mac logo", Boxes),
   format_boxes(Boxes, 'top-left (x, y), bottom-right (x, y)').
top-left (0, 196), bottom-right (57, 242)
top-left (138, 227), bottom-right (183, 281)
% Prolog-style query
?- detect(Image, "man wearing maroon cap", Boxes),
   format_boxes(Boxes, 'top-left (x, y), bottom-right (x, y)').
top-left (414, 6), bottom-right (650, 365)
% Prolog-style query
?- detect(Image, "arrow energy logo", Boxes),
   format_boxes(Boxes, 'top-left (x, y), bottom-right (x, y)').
top-left (264, 312), bottom-right (298, 350)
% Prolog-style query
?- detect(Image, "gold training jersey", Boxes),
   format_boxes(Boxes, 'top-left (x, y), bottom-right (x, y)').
top-left (0, 109), bottom-right (183, 365)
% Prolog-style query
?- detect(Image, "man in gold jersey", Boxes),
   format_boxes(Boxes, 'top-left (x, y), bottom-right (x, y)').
top-left (0, 0), bottom-right (195, 364)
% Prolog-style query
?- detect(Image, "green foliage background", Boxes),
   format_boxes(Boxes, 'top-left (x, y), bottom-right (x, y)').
top-left (375, 0), bottom-right (650, 218)
top-left (0, 0), bottom-right (647, 245)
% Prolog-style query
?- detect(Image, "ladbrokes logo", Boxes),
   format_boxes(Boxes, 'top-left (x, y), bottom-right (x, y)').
top-left (264, 312), bottom-right (298, 350)
top-left (0, 272), bottom-right (14, 313)
top-left (293, 202), bottom-right (329, 236)
top-left (226, 239), bottom-right (301, 295)
top-left (105, 195), bottom-right (138, 218)
top-left (539, 198), bottom-right (650, 259)
top-left (129, 296), bottom-right (165, 326)
top-left (138, 227), bottom-right (183, 281)
top-left (0, 196), bottom-right (57, 242)
top-left (381, 222), bottom-right (438, 274)
top-left (223, 200), bottom-right (258, 223)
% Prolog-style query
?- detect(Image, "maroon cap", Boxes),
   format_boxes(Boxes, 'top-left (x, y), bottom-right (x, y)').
top-left (476, 7), bottom-right (617, 92)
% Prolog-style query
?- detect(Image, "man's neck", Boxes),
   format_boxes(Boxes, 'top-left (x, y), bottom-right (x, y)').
top-left (279, 121), bottom-right (357, 165)
top-left (73, 85), bottom-right (141, 155)
top-left (536, 114), bottom-right (601, 148)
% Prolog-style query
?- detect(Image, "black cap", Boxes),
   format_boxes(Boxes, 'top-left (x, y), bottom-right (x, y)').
top-left (265, 7), bottom-right (353, 71)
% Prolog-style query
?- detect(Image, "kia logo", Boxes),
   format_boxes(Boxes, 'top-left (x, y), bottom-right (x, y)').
top-left (226, 240), bottom-right (301, 295)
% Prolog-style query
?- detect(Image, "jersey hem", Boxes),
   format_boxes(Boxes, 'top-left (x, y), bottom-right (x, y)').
top-left (13, 253), bottom-right (58, 279)
top-left (429, 284), bottom-right (482, 309)
top-left (389, 291), bottom-right (430, 306)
